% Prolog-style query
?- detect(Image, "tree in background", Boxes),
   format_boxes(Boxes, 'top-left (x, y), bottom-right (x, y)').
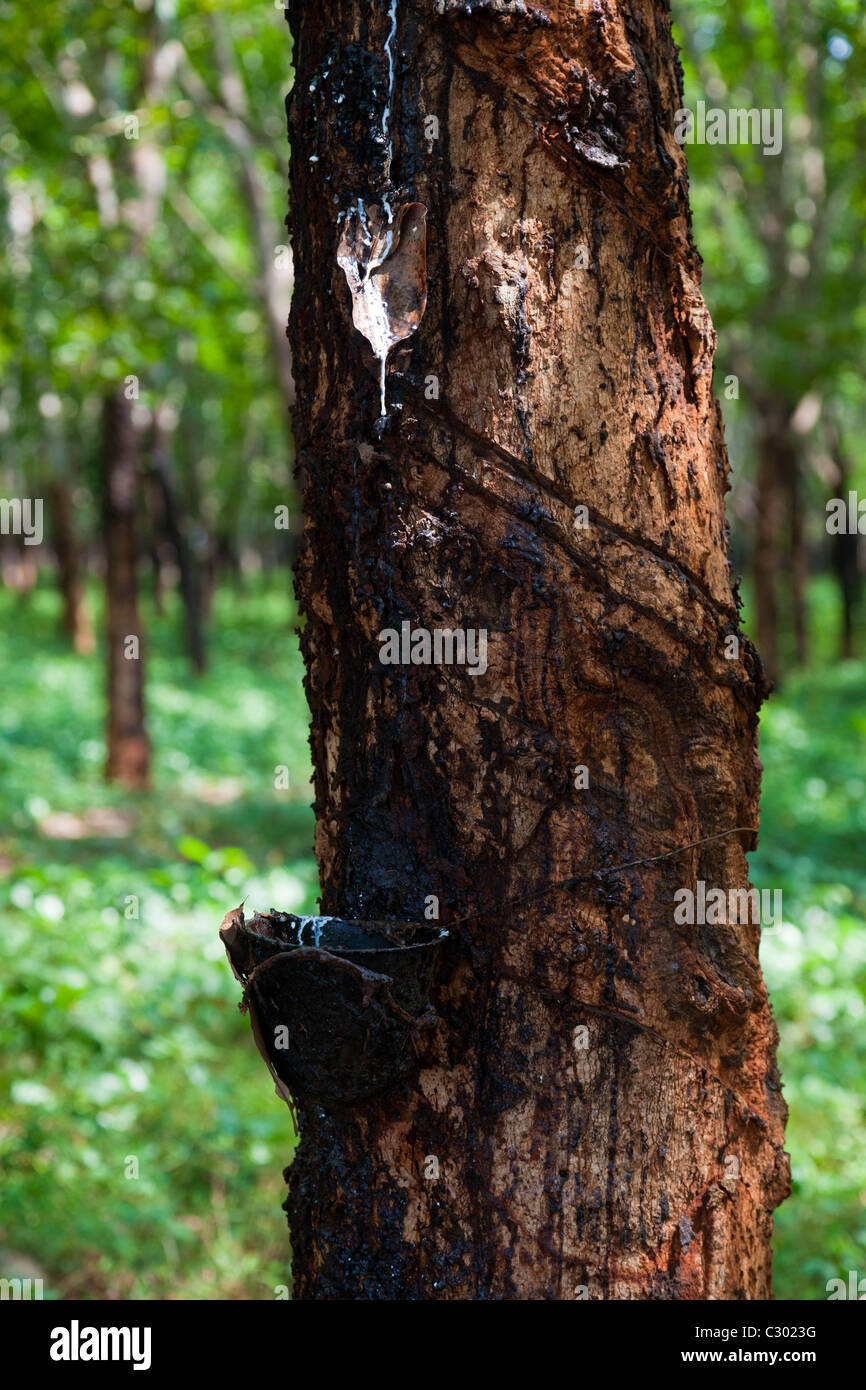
top-left (102, 388), bottom-right (149, 787)
top-left (286, 0), bottom-right (788, 1299)
top-left (0, 0), bottom-right (294, 697)
top-left (675, 0), bottom-right (866, 680)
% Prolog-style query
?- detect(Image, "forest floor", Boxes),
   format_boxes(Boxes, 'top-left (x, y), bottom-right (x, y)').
top-left (0, 577), bottom-right (863, 1299)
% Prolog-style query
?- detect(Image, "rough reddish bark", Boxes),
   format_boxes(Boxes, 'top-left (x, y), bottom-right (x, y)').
top-left (102, 390), bottom-right (150, 788)
top-left (282, 0), bottom-right (788, 1299)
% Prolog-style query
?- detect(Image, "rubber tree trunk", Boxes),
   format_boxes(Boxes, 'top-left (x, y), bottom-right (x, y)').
top-left (49, 482), bottom-right (94, 654)
top-left (148, 424), bottom-right (207, 674)
top-left (102, 390), bottom-right (150, 788)
top-left (753, 409), bottom-right (784, 689)
top-left (755, 402), bottom-right (806, 680)
top-left (284, 0), bottom-right (788, 1299)
top-left (827, 417), bottom-right (859, 661)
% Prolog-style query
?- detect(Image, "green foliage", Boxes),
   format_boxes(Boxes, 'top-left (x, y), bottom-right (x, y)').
top-left (746, 584), bottom-right (866, 1297)
top-left (674, 0), bottom-right (866, 592)
top-left (0, 0), bottom-right (293, 545)
top-left (675, 0), bottom-right (866, 396)
top-left (0, 580), bottom-right (315, 1299)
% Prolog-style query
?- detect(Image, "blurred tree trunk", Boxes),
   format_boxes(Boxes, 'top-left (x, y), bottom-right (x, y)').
top-left (147, 536), bottom-right (166, 616)
top-left (756, 402), bottom-right (809, 678)
top-left (285, 0), bottom-right (788, 1299)
top-left (753, 408), bottom-right (784, 688)
top-left (102, 390), bottom-right (149, 788)
top-left (827, 414), bottom-right (860, 660)
top-left (787, 446), bottom-right (809, 668)
top-left (49, 482), bottom-right (94, 654)
top-left (148, 422), bottom-right (207, 674)
top-left (0, 533), bottom-right (38, 595)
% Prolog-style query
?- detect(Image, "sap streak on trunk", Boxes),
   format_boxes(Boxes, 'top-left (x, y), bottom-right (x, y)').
top-left (102, 390), bottom-right (149, 788)
top-left (285, 0), bottom-right (788, 1299)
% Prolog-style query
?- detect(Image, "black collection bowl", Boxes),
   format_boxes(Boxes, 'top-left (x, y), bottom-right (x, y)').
top-left (220, 909), bottom-right (448, 1108)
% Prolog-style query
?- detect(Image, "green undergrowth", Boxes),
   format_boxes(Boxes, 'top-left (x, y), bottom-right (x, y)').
top-left (0, 578), bottom-right (316, 1299)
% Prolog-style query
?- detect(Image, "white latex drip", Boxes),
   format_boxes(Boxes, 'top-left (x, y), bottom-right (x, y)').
top-left (295, 915), bottom-right (333, 948)
top-left (361, 280), bottom-right (391, 418)
top-left (381, 0), bottom-right (398, 208)
top-left (363, 4), bottom-right (399, 277)
top-left (357, 198), bottom-right (373, 252)
top-left (373, 0), bottom-right (399, 412)
top-left (339, 2), bottom-right (402, 419)
top-left (378, 346), bottom-right (387, 418)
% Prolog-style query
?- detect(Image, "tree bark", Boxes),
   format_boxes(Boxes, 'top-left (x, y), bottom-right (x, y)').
top-left (283, 0), bottom-right (788, 1299)
top-left (102, 390), bottom-right (150, 788)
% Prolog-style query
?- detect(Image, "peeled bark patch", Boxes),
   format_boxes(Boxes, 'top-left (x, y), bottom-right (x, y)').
top-left (337, 201), bottom-right (428, 418)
